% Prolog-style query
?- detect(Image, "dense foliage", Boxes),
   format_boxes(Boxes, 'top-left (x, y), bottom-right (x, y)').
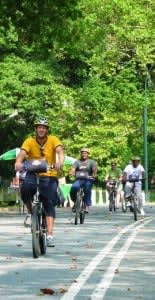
top-left (0, 0), bottom-right (155, 180)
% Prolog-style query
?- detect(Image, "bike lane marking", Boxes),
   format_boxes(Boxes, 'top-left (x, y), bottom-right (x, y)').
top-left (91, 217), bottom-right (153, 299)
top-left (60, 217), bottom-right (152, 300)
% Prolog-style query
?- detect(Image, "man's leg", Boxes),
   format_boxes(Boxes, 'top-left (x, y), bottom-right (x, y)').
top-left (20, 174), bottom-right (36, 226)
top-left (46, 216), bottom-right (55, 236)
top-left (83, 180), bottom-right (93, 211)
top-left (70, 180), bottom-right (81, 211)
top-left (135, 186), bottom-right (145, 216)
top-left (40, 177), bottom-right (58, 246)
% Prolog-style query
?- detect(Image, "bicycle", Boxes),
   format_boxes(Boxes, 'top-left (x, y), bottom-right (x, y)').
top-left (23, 159), bottom-right (49, 258)
top-left (73, 177), bottom-right (94, 225)
top-left (106, 180), bottom-right (117, 212)
top-left (74, 185), bottom-right (85, 225)
top-left (123, 178), bottom-right (142, 221)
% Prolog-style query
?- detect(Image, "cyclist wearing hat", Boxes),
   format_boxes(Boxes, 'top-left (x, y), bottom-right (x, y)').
top-left (70, 148), bottom-right (97, 213)
top-left (122, 156), bottom-right (145, 216)
top-left (15, 116), bottom-right (64, 246)
top-left (105, 161), bottom-right (123, 209)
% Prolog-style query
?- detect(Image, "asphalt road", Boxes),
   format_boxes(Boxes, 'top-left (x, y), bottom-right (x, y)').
top-left (0, 204), bottom-right (155, 300)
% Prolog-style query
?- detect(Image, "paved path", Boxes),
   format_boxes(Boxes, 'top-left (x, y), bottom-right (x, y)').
top-left (0, 204), bottom-right (155, 299)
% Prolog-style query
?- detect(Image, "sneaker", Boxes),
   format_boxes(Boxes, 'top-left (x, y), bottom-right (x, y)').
top-left (24, 214), bottom-right (31, 227)
top-left (126, 201), bottom-right (131, 207)
top-left (140, 208), bottom-right (145, 216)
top-left (84, 206), bottom-right (89, 213)
top-left (47, 235), bottom-right (55, 247)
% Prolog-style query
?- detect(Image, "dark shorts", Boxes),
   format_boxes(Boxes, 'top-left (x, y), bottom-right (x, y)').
top-left (20, 173), bottom-right (58, 218)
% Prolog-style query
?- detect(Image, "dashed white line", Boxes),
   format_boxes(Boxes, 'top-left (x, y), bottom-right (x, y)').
top-left (91, 217), bottom-right (153, 299)
top-left (60, 217), bottom-right (152, 300)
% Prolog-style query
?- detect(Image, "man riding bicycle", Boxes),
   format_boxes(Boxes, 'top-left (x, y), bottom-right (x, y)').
top-left (70, 148), bottom-right (97, 213)
top-left (15, 116), bottom-right (64, 247)
top-left (122, 156), bottom-right (145, 216)
top-left (105, 161), bottom-right (122, 209)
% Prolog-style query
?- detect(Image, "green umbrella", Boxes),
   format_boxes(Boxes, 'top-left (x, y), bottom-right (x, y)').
top-left (0, 148), bottom-right (20, 160)
top-left (0, 149), bottom-right (76, 165)
top-left (64, 155), bottom-right (76, 165)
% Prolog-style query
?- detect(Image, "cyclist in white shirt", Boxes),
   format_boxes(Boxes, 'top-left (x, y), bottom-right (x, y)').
top-left (123, 156), bottom-right (145, 216)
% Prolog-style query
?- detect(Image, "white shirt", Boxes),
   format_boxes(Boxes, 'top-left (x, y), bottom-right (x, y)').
top-left (124, 164), bottom-right (145, 186)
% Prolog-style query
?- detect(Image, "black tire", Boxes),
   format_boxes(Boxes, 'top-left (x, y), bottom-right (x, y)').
top-left (122, 197), bottom-right (127, 213)
top-left (109, 201), bottom-right (112, 211)
top-left (74, 192), bottom-right (81, 225)
top-left (133, 199), bottom-right (138, 221)
top-left (113, 201), bottom-right (116, 211)
top-left (39, 232), bottom-right (46, 255)
top-left (75, 214), bottom-right (78, 225)
top-left (39, 215), bottom-right (47, 255)
top-left (80, 212), bottom-right (85, 224)
top-left (31, 205), bottom-right (40, 258)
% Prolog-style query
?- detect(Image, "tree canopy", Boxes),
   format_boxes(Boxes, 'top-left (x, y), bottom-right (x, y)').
top-left (0, 0), bottom-right (155, 179)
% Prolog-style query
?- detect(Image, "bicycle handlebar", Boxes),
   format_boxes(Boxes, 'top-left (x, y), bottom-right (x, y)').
top-left (124, 178), bottom-right (144, 183)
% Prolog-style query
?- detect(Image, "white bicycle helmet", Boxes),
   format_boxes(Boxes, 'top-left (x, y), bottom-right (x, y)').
top-left (34, 116), bottom-right (49, 128)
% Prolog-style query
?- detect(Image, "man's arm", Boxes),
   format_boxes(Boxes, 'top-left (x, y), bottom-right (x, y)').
top-left (55, 145), bottom-right (64, 170)
top-left (69, 166), bottom-right (76, 177)
top-left (92, 165), bottom-right (97, 178)
top-left (15, 149), bottom-right (27, 171)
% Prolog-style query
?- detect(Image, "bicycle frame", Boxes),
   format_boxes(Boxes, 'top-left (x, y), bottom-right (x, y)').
top-left (108, 180), bottom-right (117, 212)
top-left (122, 180), bottom-right (139, 221)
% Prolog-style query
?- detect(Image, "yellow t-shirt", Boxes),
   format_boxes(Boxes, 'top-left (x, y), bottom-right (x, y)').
top-left (21, 135), bottom-right (62, 176)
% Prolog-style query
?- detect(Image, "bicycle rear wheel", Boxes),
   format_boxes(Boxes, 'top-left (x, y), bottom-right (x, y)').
top-left (31, 205), bottom-right (40, 258)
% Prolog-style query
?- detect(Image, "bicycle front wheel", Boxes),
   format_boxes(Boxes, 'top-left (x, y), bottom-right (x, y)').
top-left (39, 214), bottom-right (47, 255)
top-left (75, 191), bottom-right (81, 225)
top-left (121, 196), bottom-right (127, 213)
top-left (31, 205), bottom-right (40, 258)
top-left (133, 198), bottom-right (138, 221)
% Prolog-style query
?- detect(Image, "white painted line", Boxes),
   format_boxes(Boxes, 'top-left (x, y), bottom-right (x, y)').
top-left (91, 217), bottom-right (153, 299)
top-left (60, 217), bottom-right (152, 300)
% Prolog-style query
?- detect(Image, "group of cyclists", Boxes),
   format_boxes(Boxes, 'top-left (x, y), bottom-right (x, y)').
top-left (105, 159), bottom-right (145, 216)
top-left (15, 115), bottom-right (146, 247)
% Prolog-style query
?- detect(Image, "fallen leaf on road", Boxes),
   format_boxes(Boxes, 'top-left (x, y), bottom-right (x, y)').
top-left (40, 288), bottom-right (55, 295)
top-left (72, 257), bottom-right (77, 261)
top-left (59, 287), bottom-right (68, 293)
top-left (6, 256), bottom-right (12, 260)
top-left (85, 242), bottom-right (93, 248)
top-left (71, 264), bottom-right (77, 270)
top-left (114, 268), bottom-right (119, 273)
